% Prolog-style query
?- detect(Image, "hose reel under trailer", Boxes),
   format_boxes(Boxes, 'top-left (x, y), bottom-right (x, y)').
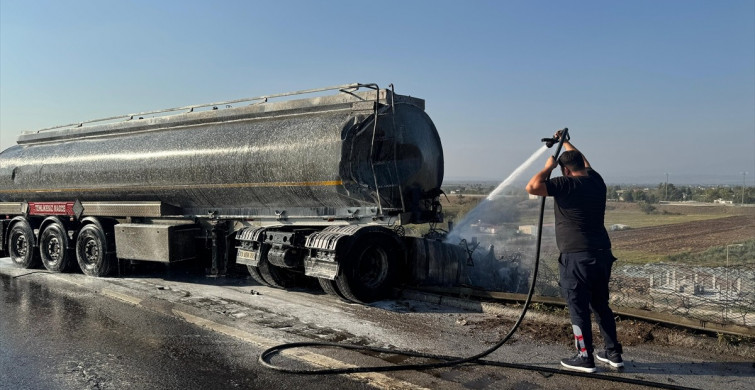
top-left (235, 225), bottom-right (402, 304)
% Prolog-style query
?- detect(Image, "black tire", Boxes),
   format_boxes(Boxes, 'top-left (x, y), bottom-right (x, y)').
top-left (7, 220), bottom-right (40, 269)
top-left (335, 235), bottom-right (398, 303)
top-left (40, 223), bottom-right (75, 272)
top-left (249, 243), bottom-right (301, 288)
top-left (246, 265), bottom-right (272, 286)
top-left (318, 278), bottom-right (351, 302)
top-left (76, 224), bottom-right (115, 277)
top-left (257, 256), bottom-right (302, 288)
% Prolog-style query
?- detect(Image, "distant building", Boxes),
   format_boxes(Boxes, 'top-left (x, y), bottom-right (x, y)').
top-left (470, 222), bottom-right (499, 234)
top-left (518, 224), bottom-right (555, 236)
top-left (479, 224), bottom-right (497, 234)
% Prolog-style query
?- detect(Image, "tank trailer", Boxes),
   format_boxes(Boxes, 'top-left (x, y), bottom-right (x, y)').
top-left (0, 83), bottom-right (484, 303)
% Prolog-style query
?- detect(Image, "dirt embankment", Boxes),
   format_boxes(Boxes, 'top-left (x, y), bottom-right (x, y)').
top-left (468, 309), bottom-right (755, 359)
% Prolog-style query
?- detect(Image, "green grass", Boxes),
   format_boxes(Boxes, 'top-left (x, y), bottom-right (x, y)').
top-left (604, 209), bottom-right (722, 229)
top-left (445, 199), bottom-right (736, 232)
top-left (517, 202), bottom-right (724, 228)
top-left (612, 250), bottom-right (666, 265)
top-left (663, 240), bottom-right (755, 266)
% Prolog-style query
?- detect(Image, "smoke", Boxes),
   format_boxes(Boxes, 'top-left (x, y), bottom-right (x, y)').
top-left (444, 145), bottom-right (559, 293)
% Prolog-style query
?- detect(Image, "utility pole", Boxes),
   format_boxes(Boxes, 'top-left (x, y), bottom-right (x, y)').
top-left (665, 173), bottom-right (669, 201)
top-left (724, 243), bottom-right (745, 321)
top-left (743, 172), bottom-right (748, 205)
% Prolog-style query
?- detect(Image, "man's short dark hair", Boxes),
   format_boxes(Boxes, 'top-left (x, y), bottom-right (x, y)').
top-left (558, 150), bottom-right (586, 171)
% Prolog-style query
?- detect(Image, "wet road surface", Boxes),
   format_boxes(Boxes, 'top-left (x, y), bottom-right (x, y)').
top-left (1, 258), bottom-right (752, 390)
top-left (0, 272), bottom-right (370, 390)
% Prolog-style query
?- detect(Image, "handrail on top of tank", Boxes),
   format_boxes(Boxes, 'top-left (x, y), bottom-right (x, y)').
top-left (24, 82), bottom-right (379, 135)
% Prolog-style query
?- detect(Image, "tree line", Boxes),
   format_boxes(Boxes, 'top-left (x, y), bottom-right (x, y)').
top-left (608, 184), bottom-right (755, 204)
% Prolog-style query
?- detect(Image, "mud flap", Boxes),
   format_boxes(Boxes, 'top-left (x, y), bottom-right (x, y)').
top-left (304, 258), bottom-right (339, 280)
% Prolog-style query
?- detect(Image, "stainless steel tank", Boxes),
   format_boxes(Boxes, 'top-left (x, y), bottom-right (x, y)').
top-left (0, 85), bottom-right (443, 223)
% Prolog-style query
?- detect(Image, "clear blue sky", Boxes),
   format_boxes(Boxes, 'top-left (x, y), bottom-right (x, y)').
top-left (1, 0), bottom-right (753, 185)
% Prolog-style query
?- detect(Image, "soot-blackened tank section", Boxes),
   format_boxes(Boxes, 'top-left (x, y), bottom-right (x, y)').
top-left (0, 87), bottom-right (443, 221)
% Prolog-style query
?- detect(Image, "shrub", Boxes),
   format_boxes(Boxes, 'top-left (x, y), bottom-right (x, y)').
top-left (638, 202), bottom-right (657, 214)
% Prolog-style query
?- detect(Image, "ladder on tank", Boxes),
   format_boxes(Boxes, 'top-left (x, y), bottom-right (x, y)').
top-left (367, 84), bottom-right (405, 217)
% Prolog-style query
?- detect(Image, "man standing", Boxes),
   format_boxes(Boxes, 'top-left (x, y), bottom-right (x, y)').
top-left (525, 131), bottom-right (623, 373)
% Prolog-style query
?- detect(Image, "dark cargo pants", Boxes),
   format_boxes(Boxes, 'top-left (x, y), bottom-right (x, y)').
top-left (559, 250), bottom-right (622, 356)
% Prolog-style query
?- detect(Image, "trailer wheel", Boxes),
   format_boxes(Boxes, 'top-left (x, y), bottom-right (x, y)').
top-left (76, 224), bottom-right (115, 277)
top-left (243, 243), bottom-right (273, 286)
top-left (246, 265), bottom-right (272, 287)
top-left (318, 278), bottom-right (350, 302)
top-left (248, 243), bottom-right (302, 288)
top-left (257, 257), bottom-right (301, 288)
top-left (336, 235), bottom-right (397, 303)
top-left (40, 223), bottom-right (75, 272)
top-left (8, 220), bottom-right (40, 269)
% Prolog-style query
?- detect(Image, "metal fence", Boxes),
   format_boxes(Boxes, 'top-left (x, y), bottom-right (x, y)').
top-left (452, 237), bottom-right (754, 334)
top-left (531, 258), bottom-right (755, 330)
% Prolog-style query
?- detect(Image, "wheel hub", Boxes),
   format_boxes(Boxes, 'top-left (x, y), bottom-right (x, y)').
top-left (14, 235), bottom-right (28, 256)
top-left (46, 237), bottom-right (61, 261)
top-left (358, 245), bottom-right (389, 289)
top-left (83, 240), bottom-right (99, 264)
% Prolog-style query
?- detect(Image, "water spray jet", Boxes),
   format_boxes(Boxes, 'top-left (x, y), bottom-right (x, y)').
top-left (443, 129), bottom-right (569, 293)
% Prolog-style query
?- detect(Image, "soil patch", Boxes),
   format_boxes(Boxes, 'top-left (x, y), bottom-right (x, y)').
top-left (610, 215), bottom-right (755, 255)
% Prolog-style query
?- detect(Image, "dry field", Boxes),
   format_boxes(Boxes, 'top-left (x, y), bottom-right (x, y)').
top-left (606, 205), bottom-right (755, 255)
top-left (610, 214), bottom-right (755, 255)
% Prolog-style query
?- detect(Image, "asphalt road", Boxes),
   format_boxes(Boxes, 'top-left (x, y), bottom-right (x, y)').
top-left (0, 269), bottom-right (370, 390)
top-left (1, 258), bottom-right (752, 390)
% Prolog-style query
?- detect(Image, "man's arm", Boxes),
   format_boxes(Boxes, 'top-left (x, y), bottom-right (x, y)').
top-left (555, 129), bottom-right (591, 169)
top-left (526, 156), bottom-right (558, 196)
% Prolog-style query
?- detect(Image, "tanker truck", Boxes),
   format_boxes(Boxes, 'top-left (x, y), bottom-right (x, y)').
top-left (0, 83), bottom-right (467, 303)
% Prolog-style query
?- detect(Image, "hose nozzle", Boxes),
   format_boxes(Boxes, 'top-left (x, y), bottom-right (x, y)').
top-left (541, 137), bottom-right (557, 148)
top-left (541, 129), bottom-right (569, 148)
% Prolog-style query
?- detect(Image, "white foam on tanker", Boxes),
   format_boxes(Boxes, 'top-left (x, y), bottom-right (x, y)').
top-left (445, 145), bottom-right (558, 293)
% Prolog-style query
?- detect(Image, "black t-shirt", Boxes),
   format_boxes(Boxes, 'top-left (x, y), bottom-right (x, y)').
top-left (545, 168), bottom-right (611, 253)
